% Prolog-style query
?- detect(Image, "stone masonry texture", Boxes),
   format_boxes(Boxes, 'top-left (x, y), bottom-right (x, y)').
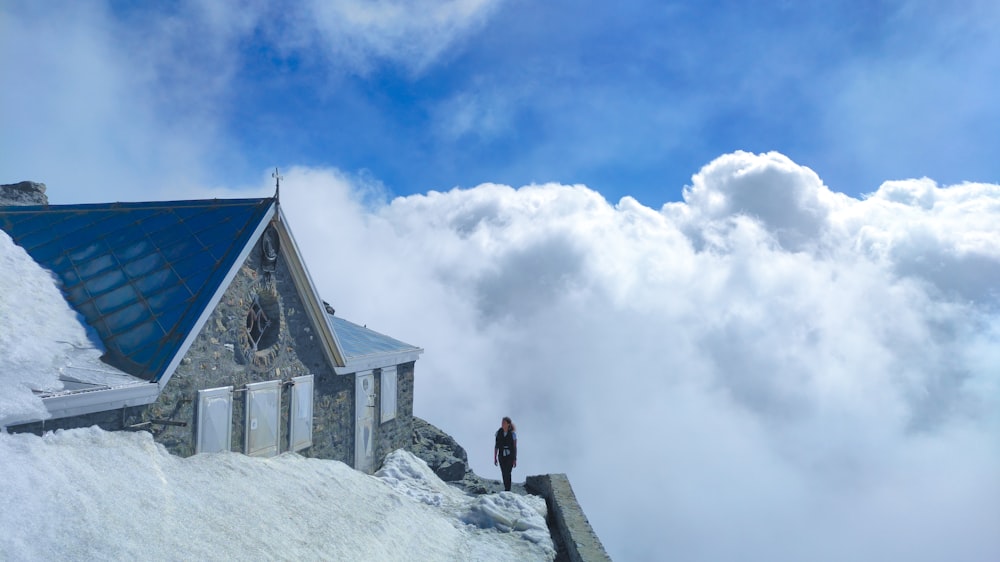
top-left (9, 219), bottom-right (414, 472)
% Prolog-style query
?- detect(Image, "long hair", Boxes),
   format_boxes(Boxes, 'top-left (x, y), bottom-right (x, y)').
top-left (502, 416), bottom-right (516, 432)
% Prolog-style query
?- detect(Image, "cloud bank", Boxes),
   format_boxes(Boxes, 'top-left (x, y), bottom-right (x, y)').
top-left (4, 2), bottom-right (998, 558)
top-left (275, 151), bottom-right (1000, 561)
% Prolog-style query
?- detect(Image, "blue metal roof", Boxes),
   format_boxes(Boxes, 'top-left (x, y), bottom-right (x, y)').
top-left (0, 198), bottom-right (274, 381)
top-left (328, 314), bottom-right (420, 361)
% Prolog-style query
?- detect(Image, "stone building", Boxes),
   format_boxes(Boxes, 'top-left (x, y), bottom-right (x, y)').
top-left (0, 184), bottom-right (421, 473)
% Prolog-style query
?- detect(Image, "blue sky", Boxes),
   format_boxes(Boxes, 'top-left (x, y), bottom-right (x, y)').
top-left (4, 0), bottom-right (999, 206)
top-left (215, 0), bottom-right (1000, 205)
top-left (4, 3), bottom-right (1000, 560)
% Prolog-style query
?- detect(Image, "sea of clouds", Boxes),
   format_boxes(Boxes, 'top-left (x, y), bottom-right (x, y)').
top-left (4, 2), bottom-right (999, 560)
top-left (277, 150), bottom-right (1000, 561)
top-left (3, 149), bottom-right (998, 561)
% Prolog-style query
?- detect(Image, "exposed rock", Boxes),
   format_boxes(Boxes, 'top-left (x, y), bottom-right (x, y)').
top-left (410, 416), bottom-right (469, 481)
top-left (408, 416), bottom-right (526, 495)
top-left (0, 181), bottom-right (48, 206)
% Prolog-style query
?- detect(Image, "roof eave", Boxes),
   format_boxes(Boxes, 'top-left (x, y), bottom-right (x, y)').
top-left (334, 348), bottom-right (424, 375)
top-left (40, 382), bottom-right (161, 421)
top-left (274, 206), bottom-right (348, 371)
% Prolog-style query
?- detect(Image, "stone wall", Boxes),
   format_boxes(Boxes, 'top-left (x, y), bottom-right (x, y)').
top-left (133, 231), bottom-right (343, 458)
top-left (525, 474), bottom-right (612, 562)
top-left (374, 362), bottom-right (415, 463)
top-left (10, 218), bottom-right (415, 472)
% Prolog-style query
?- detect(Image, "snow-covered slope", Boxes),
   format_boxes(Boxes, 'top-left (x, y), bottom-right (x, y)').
top-left (0, 228), bottom-right (553, 560)
top-left (0, 428), bottom-right (554, 560)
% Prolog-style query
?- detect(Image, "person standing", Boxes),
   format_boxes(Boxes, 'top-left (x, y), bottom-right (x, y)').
top-left (493, 416), bottom-right (517, 492)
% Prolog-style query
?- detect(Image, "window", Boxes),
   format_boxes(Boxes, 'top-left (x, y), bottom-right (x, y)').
top-left (380, 366), bottom-right (397, 422)
top-left (245, 292), bottom-right (279, 351)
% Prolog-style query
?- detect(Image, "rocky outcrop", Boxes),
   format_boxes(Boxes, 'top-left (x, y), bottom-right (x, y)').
top-left (0, 181), bottom-right (48, 206)
top-left (411, 417), bottom-right (469, 481)
top-left (409, 417), bottom-right (522, 495)
top-left (409, 419), bottom-right (595, 561)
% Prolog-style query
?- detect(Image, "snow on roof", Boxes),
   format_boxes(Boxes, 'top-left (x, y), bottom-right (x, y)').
top-left (0, 229), bottom-right (137, 426)
top-left (0, 199), bottom-right (275, 382)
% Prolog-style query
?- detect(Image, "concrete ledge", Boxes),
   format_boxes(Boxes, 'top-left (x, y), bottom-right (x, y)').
top-left (526, 473), bottom-right (612, 562)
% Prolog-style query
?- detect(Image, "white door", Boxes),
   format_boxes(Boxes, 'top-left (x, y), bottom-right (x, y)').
top-left (355, 371), bottom-right (376, 473)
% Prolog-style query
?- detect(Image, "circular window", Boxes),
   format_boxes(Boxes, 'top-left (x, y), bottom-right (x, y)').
top-left (239, 280), bottom-right (283, 368)
top-left (245, 291), bottom-right (280, 351)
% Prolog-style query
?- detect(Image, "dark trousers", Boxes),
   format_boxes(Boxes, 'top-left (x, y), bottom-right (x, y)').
top-left (499, 457), bottom-right (514, 491)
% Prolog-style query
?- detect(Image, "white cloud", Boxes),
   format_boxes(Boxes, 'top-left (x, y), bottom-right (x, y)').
top-left (432, 87), bottom-right (519, 142)
top-left (277, 151), bottom-right (1000, 561)
top-left (840, 179), bottom-right (1000, 304)
top-left (285, 0), bottom-right (500, 74)
top-left (0, 1), bottom-right (228, 202)
top-left (665, 150), bottom-right (851, 252)
top-left (0, 0), bottom-right (501, 203)
top-left (6, 2), bottom-right (998, 557)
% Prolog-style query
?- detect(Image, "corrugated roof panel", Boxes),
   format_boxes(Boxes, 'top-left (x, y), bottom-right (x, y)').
top-left (185, 210), bottom-right (230, 234)
top-left (116, 239), bottom-right (153, 262)
top-left (174, 253), bottom-right (215, 293)
top-left (75, 299), bottom-right (99, 323)
top-left (48, 253), bottom-right (71, 274)
top-left (0, 198), bottom-right (274, 381)
top-left (135, 268), bottom-right (178, 296)
top-left (114, 322), bottom-right (159, 358)
top-left (67, 283), bottom-right (92, 306)
top-left (29, 241), bottom-right (65, 265)
top-left (145, 220), bottom-right (190, 248)
top-left (103, 300), bottom-right (151, 333)
top-left (50, 213), bottom-right (99, 239)
top-left (87, 209), bottom-right (143, 234)
top-left (70, 241), bottom-right (106, 264)
top-left (203, 236), bottom-right (239, 264)
top-left (160, 238), bottom-right (201, 262)
top-left (94, 283), bottom-right (138, 316)
top-left (88, 268), bottom-right (127, 297)
top-left (151, 292), bottom-right (189, 331)
top-left (122, 251), bottom-right (163, 278)
top-left (145, 344), bottom-right (178, 377)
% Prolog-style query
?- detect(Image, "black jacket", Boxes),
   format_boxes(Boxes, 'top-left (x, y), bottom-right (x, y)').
top-left (495, 429), bottom-right (517, 463)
